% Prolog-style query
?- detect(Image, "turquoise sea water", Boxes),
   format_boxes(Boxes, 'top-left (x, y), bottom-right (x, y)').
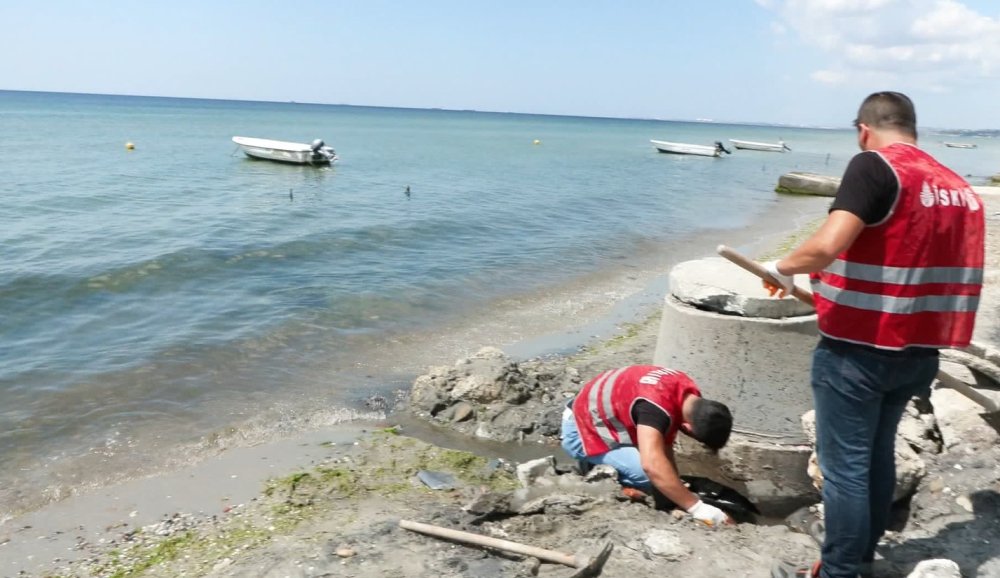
top-left (2, 90), bottom-right (997, 518)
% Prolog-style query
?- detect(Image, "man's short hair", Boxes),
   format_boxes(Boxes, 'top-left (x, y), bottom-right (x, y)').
top-left (855, 91), bottom-right (917, 139)
top-left (689, 398), bottom-right (733, 450)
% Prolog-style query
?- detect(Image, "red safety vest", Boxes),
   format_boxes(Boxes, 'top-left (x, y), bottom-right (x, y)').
top-left (811, 143), bottom-right (984, 350)
top-left (571, 365), bottom-right (700, 457)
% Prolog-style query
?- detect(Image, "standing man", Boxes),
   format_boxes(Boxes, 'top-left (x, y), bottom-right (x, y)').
top-left (765, 92), bottom-right (984, 578)
top-left (560, 365), bottom-right (734, 526)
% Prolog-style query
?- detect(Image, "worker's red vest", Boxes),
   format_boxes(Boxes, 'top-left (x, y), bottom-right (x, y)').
top-left (571, 365), bottom-right (700, 456)
top-left (811, 143), bottom-right (984, 350)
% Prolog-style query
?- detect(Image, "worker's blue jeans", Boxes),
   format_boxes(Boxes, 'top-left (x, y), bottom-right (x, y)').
top-left (811, 338), bottom-right (937, 578)
top-left (560, 412), bottom-right (650, 489)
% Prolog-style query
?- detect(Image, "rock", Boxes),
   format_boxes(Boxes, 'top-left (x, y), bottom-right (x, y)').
top-left (464, 490), bottom-right (514, 516)
top-left (516, 457), bottom-right (557, 488)
top-left (801, 409), bottom-right (926, 502)
top-left (784, 505), bottom-right (824, 542)
top-left (409, 371), bottom-right (451, 414)
top-left (905, 559), bottom-right (961, 578)
top-left (407, 347), bottom-right (576, 443)
top-left (335, 547), bottom-right (356, 558)
top-left (516, 556), bottom-right (541, 577)
top-left (450, 401), bottom-right (475, 423)
top-left (642, 528), bottom-right (691, 561)
top-left (451, 374), bottom-right (508, 403)
top-left (583, 464), bottom-right (618, 483)
top-left (515, 493), bottom-right (598, 515)
top-left (896, 402), bottom-right (943, 455)
top-left (363, 394), bottom-right (390, 412)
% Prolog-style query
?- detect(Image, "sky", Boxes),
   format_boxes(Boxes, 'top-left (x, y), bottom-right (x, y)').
top-left (2, 1), bottom-right (999, 129)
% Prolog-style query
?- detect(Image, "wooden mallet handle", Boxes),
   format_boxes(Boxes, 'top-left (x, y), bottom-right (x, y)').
top-left (399, 519), bottom-right (578, 567)
top-left (716, 244), bottom-right (814, 307)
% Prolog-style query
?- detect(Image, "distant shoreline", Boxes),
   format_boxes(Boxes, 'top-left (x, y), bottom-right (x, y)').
top-left (0, 89), bottom-right (859, 130)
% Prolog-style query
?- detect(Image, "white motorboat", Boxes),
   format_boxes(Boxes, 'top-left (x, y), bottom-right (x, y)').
top-left (232, 136), bottom-right (338, 165)
top-left (943, 142), bottom-right (977, 149)
top-left (729, 139), bottom-right (791, 152)
top-left (650, 139), bottom-right (731, 157)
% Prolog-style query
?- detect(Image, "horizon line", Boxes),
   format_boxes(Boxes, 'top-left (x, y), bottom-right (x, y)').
top-left (2, 88), bottom-right (993, 133)
top-left (0, 88), bottom-right (850, 131)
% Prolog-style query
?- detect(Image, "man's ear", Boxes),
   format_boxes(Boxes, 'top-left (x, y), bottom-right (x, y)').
top-left (679, 423), bottom-right (693, 436)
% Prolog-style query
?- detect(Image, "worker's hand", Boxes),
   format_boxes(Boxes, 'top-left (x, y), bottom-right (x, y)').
top-left (763, 260), bottom-right (795, 298)
top-left (687, 500), bottom-right (733, 527)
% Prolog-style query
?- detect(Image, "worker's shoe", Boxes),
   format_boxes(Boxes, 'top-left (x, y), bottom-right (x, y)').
top-left (770, 560), bottom-right (821, 578)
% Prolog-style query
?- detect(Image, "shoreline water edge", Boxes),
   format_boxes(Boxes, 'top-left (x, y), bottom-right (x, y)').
top-left (4, 189), bottom-right (1000, 577)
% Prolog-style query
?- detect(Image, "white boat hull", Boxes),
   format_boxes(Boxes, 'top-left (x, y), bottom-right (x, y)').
top-left (944, 142), bottom-right (977, 149)
top-left (650, 139), bottom-right (721, 157)
top-left (729, 139), bottom-right (789, 152)
top-left (232, 136), bottom-right (337, 165)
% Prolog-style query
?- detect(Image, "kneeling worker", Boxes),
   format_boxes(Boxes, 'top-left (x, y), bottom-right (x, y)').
top-left (561, 365), bottom-right (734, 526)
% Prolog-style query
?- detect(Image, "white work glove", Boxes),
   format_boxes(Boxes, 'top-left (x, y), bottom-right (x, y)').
top-left (763, 260), bottom-right (795, 297)
top-left (687, 500), bottom-right (731, 527)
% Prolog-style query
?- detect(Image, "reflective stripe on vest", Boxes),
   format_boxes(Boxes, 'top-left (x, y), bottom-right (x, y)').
top-left (814, 257), bottom-right (982, 314)
top-left (812, 279), bottom-right (980, 313)
top-left (585, 367), bottom-right (632, 447)
top-left (823, 259), bottom-right (983, 286)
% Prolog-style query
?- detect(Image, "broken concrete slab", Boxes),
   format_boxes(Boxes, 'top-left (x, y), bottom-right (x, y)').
top-left (775, 172), bottom-right (841, 197)
top-left (669, 257), bottom-right (814, 319)
top-left (674, 433), bottom-right (817, 518)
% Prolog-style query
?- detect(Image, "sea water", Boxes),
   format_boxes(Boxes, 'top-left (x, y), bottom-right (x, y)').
top-left (2, 90), bottom-right (996, 518)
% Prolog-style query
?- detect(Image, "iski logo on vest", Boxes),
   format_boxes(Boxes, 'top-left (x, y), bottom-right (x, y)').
top-left (919, 182), bottom-right (980, 211)
top-left (638, 367), bottom-right (679, 385)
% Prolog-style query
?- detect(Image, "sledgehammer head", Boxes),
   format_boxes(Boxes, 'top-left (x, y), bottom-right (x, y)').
top-left (570, 542), bottom-right (614, 578)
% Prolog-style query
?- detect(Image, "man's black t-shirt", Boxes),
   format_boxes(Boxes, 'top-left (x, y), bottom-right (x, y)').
top-left (830, 151), bottom-right (898, 224)
top-left (632, 399), bottom-right (670, 433)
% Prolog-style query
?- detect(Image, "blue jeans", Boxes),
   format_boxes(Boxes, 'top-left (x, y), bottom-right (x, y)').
top-left (560, 413), bottom-right (651, 489)
top-left (811, 338), bottom-right (937, 578)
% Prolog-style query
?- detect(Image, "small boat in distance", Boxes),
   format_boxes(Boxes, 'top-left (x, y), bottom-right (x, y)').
top-left (650, 139), bottom-right (731, 157)
top-left (943, 142), bottom-right (977, 149)
top-left (232, 136), bottom-right (338, 165)
top-left (729, 139), bottom-right (791, 153)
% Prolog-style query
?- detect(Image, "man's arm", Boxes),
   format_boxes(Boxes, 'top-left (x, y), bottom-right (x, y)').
top-left (776, 209), bottom-right (866, 275)
top-left (636, 424), bottom-right (701, 510)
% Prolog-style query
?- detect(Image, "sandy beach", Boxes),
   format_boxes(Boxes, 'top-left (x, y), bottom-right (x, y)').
top-left (3, 189), bottom-right (1000, 578)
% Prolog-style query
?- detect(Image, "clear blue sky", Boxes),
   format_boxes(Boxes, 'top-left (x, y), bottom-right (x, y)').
top-left (3, 1), bottom-right (999, 129)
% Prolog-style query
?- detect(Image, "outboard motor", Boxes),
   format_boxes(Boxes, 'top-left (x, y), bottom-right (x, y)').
top-left (310, 139), bottom-right (337, 163)
top-left (715, 141), bottom-right (732, 155)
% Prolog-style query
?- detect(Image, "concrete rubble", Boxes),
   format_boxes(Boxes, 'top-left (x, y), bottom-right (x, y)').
top-left (775, 172), bottom-right (842, 197)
